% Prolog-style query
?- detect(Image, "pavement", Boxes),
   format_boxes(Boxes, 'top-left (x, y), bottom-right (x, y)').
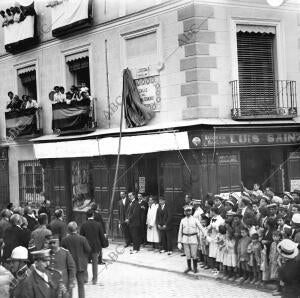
top-left (72, 242), bottom-right (273, 298)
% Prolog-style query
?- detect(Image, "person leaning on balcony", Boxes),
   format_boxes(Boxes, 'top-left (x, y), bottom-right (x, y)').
top-left (5, 9), bottom-right (13, 25)
top-left (71, 85), bottom-right (80, 101)
top-left (0, 10), bottom-right (8, 27)
top-left (25, 96), bottom-right (38, 109)
top-left (6, 91), bottom-right (14, 109)
top-left (65, 91), bottom-right (73, 105)
top-left (7, 94), bottom-right (22, 111)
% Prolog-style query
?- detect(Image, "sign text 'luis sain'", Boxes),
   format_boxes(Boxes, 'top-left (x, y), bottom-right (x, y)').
top-left (189, 131), bottom-right (300, 148)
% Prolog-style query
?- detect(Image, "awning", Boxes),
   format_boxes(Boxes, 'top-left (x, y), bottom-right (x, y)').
top-left (17, 65), bottom-right (36, 76)
top-left (33, 131), bottom-right (189, 159)
top-left (65, 50), bottom-right (89, 63)
top-left (236, 24), bottom-right (276, 34)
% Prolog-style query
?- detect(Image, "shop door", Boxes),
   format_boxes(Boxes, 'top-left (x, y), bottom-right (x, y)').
top-left (93, 157), bottom-right (127, 239)
top-left (288, 151), bottom-right (300, 192)
top-left (241, 149), bottom-right (271, 190)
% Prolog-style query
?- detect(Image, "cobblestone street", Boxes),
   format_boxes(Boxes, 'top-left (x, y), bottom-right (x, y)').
top-left (73, 244), bottom-right (272, 298)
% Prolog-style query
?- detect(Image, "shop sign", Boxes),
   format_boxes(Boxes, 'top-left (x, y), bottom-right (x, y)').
top-left (291, 179), bottom-right (300, 192)
top-left (189, 131), bottom-right (300, 148)
top-left (139, 176), bottom-right (146, 193)
top-left (135, 75), bottom-right (161, 111)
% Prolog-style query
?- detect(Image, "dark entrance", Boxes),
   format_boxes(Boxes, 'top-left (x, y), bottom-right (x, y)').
top-left (241, 148), bottom-right (284, 193)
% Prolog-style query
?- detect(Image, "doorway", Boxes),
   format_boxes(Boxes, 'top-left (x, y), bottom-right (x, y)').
top-left (241, 149), bottom-right (271, 190)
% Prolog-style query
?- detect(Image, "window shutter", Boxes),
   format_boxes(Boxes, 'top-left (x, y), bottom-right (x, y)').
top-left (237, 32), bottom-right (275, 114)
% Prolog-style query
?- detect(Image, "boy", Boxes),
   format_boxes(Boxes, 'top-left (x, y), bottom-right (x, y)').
top-left (236, 227), bottom-right (251, 284)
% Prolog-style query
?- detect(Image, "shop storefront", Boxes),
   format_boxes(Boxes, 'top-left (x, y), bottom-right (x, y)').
top-left (33, 124), bottom-right (300, 239)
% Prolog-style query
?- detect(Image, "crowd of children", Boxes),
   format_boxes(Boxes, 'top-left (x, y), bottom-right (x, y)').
top-left (178, 184), bottom-right (300, 296)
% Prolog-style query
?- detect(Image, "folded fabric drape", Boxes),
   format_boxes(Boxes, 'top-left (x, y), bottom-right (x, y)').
top-left (122, 68), bottom-right (154, 128)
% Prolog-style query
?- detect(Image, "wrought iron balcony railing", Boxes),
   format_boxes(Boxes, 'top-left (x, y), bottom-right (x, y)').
top-left (230, 80), bottom-right (297, 120)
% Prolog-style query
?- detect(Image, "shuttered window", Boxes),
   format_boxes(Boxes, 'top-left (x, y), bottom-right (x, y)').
top-left (237, 31), bottom-right (276, 114)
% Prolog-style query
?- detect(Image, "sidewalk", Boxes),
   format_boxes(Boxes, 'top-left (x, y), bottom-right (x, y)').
top-left (101, 242), bottom-right (273, 293)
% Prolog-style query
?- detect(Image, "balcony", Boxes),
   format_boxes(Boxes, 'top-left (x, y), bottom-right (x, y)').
top-left (230, 80), bottom-right (297, 120)
top-left (5, 108), bottom-right (41, 140)
top-left (52, 98), bottom-right (97, 136)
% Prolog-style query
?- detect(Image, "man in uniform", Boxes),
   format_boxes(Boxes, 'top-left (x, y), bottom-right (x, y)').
top-left (22, 249), bottom-right (62, 298)
top-left (178, 205), bottom-right (205, 274)
top-left (8, 246), bottom-right (31, 298)
top-left (48, 235), bottom-right (76, 297)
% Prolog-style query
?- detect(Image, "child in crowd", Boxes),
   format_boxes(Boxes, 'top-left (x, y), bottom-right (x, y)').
top-left (216, 225), bottom-right (226, 278)
top-left (198, 215), bottom-right (209, 269)
top-left (269, 230), bottom-right (281, 295)
top-left (222, 228), bottom-right (237, 281)
top-left (236, 227), bottom-right (251, 283)
top-left (247, 232), bottom-right (262, 285)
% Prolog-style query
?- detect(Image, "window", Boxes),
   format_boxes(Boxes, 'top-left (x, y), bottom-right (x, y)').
top-left (65, 50), bottom-right (90, 91)
top-left (17, 66), bottom-right (37, 100)
top-left (236, 26), bottom-right (276, 113)
top-left (19, 160), bottom-right (44, 206)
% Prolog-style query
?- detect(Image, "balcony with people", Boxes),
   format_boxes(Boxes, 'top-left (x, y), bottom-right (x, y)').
top-left (5, 91), bottom-right (41, 140)
top-left (49, 84), bottom-right (97, 136)
top-left (230, 79), bottom-right (297, 120)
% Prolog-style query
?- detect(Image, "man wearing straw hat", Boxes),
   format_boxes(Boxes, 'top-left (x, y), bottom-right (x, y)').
top-left (277, 239), bottom-right (300, 298)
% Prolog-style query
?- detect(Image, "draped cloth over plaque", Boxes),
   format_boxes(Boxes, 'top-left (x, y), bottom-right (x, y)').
top-left (122, 68), bottom-right (154, 128)
top-left (52, 101), bottom-right (91, 132)
top-left (48, 0), bottom-right (93, 36)
top-left (5, 108), bottom-right (37, 138)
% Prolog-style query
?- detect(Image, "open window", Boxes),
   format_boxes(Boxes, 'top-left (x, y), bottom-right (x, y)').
top-left (65, 50), bottom-right (90, 91)
top-left (17, 66), bottom-right (37, 100)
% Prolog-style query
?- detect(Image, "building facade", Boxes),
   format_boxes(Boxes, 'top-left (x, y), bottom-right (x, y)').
top-left (0, 0), bottom-right (299, 238)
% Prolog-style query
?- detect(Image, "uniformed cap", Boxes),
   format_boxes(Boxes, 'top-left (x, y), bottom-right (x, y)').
top-left (214, 194), bottom-right (224, 201)
top-left (267, 203), bottom-right (277, 209)
top-left (241, 196), bottom-right (252, 205)
top-left (183, 205), bottom-right (193, 211)
top-left (31, 249), bottom-right (51, 261)
top-left (49, 234), bottom-right (60, 243)
top-left (226, 210), bottom-right (236, 216)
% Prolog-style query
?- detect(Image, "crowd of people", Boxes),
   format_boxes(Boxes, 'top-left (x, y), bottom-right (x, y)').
top-left (0, 200), bottom-right (107, 298)
top-left (119, 185), bottom-right (300, 297)
top-left (49, 83), bottom-right (91, 105)
top-left (6, 91), bottom-right (38, 112)
top-left (0, 5), bottom-right (35, 27)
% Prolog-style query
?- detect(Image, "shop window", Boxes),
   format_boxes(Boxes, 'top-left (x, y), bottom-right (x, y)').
top-left (17, 66), bottom-right (37, 100)
top-left (19, 160), bottom-right (44, 205)
top-left (66, 51), bottom-right (90, 91)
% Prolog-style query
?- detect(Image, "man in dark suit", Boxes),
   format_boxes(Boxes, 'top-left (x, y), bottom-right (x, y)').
top-left (23, 206), bottom-right (38, 232)
top-left (3, 214), bottom-right (28, 262)
top-left (0, 209), bottom-right (12, 256)
top-left (118, 191), bottom-right (131, 247)
top-left (125, 192), bottom-right (141, 253)
top-left (80, 209), bottom-right (106, 284)
top-left (62, 221), bottom-right (91, 298)
top-left (138, 193), bottom-right (148, 246)
top-left (38, 199), bottom-right (51, 224)
top-left (91, 202), bottom-right (106, 264)
top-left (49, 209), bottom-right (67, 243)
top-left (157, 197), bottom-right (173, 255)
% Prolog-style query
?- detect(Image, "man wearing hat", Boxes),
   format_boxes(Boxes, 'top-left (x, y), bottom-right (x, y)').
top-left (238, 196), bottom-right (254, 222)
top-left (291, 214), bottom-right (300, 244)
top-left (22, 249), bottom-right (61, 298)
top-left (8, 246), bottom-right (31, 297)
top-left (48, 235), bottom-right (76, 297)
top-left (277, 239), bottom-right (300, 298)
top-left (213, 195), bottom-right (226, 219)
top-left (267, 203), bottom-right (278, 221)
top-left (178, 205), bottom-right (205, 274)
